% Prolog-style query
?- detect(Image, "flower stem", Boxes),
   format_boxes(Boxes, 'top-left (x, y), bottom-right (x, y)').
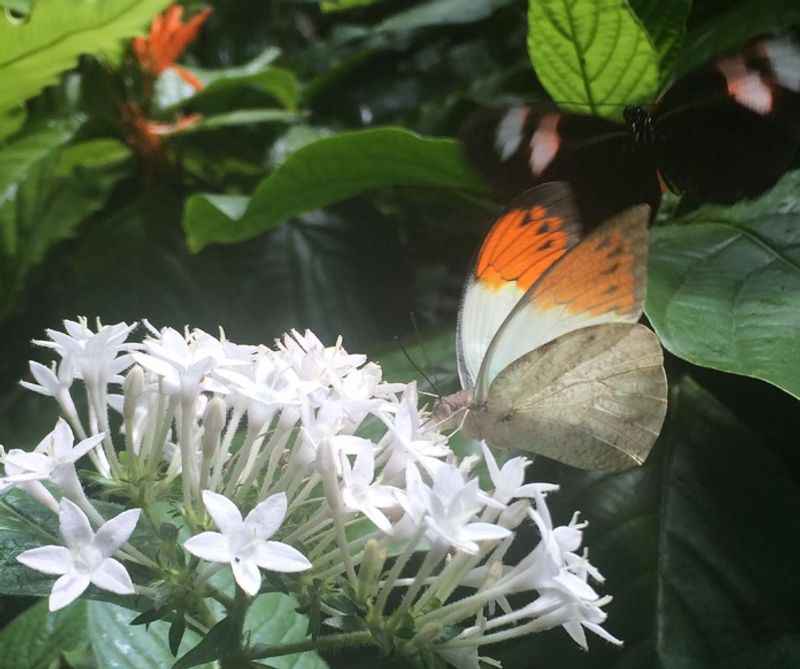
top-left (247, 630), bottom-right (375, 661)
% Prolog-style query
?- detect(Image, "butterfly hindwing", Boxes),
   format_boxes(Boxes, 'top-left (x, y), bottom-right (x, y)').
top-left (473, 202), bottom-right (650, 401)
top-left (466, 323), bottom-right (667, 471)
top-left (457, 182), bottom-right (582, 389)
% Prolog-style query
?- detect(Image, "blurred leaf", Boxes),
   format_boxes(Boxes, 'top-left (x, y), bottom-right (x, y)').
top-left (165, 48), bottom-right (300, 111)
top-left (1, 1), bottom-right (30, 14)
top-left (174, 109), bottom-right (302, 133)
top-left (376, 0), bottom-right (517, 32)
top-left (171, 616), bottom-right (240, 669)
top-left (0, 135), bottom-right (131, 319)
top-left (0, 0), bottom-right (172, 113)
top-left (0, 599), bottom-right (88, 668)
top-left (677, 0), bottom-right (800, 76)
top-left (646, 170), bottom-right (800, 399)
top-left (182, 127), bottom-right (486, 251)
top-left (0, 105), bottom-right (25, 142)
top-left (267, 125), bottom-right (336, 169)
top-left (527, 0), bottom-right (659, 116)
top-left (243, 593), bottom-right (328, 669)
top-left (322, 0), bottom-right (382, 11)
top-left (630, 0), bottom-right (691, 84)
top-left (375, 329), bottom-right (457, 390)
top-left (495, 377), bottom-right (800, 668)
top-left (88, 601), bottom-right (213, 669)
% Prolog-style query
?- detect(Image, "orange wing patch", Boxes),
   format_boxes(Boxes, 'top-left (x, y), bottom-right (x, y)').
top-left (528, 204), bottom-right (650, 319)
top-left (475, 188), bottom-right (582, 293)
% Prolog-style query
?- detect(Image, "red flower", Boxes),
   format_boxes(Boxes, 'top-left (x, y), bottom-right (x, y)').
top-left (133, 4), bottom-right (212, 90)
top-left (121, 103), bottom-right (202, 157)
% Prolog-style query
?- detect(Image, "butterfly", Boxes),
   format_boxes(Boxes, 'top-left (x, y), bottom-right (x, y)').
top-left (436, 181), bottom-right (668, 471)
top-left (461, 36), bottom-right (800, 226)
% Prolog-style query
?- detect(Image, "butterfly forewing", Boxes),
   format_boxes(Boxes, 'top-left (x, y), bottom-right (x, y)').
top-left (473, 203), bottom-right (650, 402)
top-left (467, 323), bottom-right (667, 471)
top-left (462, 106), bottom-right (660, 227)
top-left (457, 182), bottom-right (582, 389)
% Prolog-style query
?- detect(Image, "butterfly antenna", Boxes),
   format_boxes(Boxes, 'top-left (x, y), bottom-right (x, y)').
top-left (409, 311), bottom-right (444, 398)
top-left (394, 335), bottom-right (442, 398)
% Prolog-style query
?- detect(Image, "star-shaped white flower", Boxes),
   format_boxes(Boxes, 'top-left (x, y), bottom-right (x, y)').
top-left (16, 498), bottom-right (140, 611)
top-left (184, 491), bottom-right (311, 596)
top-left (401, 463), bottom-right (511, 555)
top-left (2, 419), bottom-right (104, 495)
top-left (339, 442), bottom-right (400, 533)
top-left (480, 441), bottom-right (558, 506)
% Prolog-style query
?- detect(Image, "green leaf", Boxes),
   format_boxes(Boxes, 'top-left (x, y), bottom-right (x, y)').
top-left (0, 134), bottom-right (131, 319)
top-left (321, 0), bottom-right (382, 12)
top-left (88, 601), bottom-right (214, 669)
top-left (163, 49), bottom-right (301, 112)
top-left (0, 105), bottom-right (25, 142)
top-left (173, 109), bottom-right (302, 134)
top-left (629, 0), bottom-right (691, 85)
top-left (646, 170), bottom-right (800, 399)
top-left (182, 128), bottom-right (486, 251)
top-left (0, 489), bottom-right (62, 597)
top-left (376, 0), bottom-right (517, 32)
top-left (171, 616), bottom-right (240, 669)
top-left (527, 0), bottom-right (660, 116)
top-left (0, 0), bottom-right (172, 113)
top-left (0, 599), bottom-right (88, 668)
top-left (1, 0), bottom-right (30, 14)
top-left (495, 377), bottom-right (800, 668)
top-left (677, 0), bottom-right (800, 76)
top-left (243, 593), bottom-right (328, 669)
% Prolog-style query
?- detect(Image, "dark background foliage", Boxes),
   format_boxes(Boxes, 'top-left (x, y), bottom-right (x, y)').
top-left (0, 0), bottom-right (799, 667)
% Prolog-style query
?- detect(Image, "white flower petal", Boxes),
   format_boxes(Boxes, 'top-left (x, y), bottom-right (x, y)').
top-left (49, 572), bottom-right (90, 611)
top-left (94, 509), bottom-right (141, 558)
top-left (252, 541), bottom-right (311, 573)
top-left (461, 522), bottom-right (512, 542)
top-left (232, 557), bottom-right (262, 596)
top-left (91, 558), bottom-right (135, 595)
top-left (245, 493), bottom-right (287, 540)
top-left (16, 545), bottom-right (72, 575)
top-left (184, 532), bottom-right (231, 563)
top-left (202, 490), bottom-right (243, 534)
top-left (59, 498), bottom-right (94, 548)
top-left (130, 352), bottom-right (181, 386)
top-left (52, 419), bottom-right (74, 455)
top-left (69, 433), bottom-right (106, 463)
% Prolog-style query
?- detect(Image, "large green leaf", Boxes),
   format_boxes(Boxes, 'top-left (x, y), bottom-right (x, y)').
top-left (0, 599), bottom-right (88, 668)
top-left (0, 0), bottom-right (172, 114)
top-left (527, 0), bottom-right (660, 116)
top-left (494, 377), bottom-right (800, 668)
top-left (646, 170), bottom-right (800, 399)
top-left (88, 601), bottom-right (214, 669)
top-left (243, 593), bottom-right (328, 669)
top-left (181, 128), bottom-right (486, 251)
top-left (629, 0), bottom-right (691, 85)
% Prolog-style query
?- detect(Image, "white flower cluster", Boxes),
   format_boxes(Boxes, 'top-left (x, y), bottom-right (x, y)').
top-left (1, 318), bottom-right (620, 667)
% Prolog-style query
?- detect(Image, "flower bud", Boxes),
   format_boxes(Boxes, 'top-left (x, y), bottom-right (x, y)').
top-left (123, 365), bottom-right (145, 423)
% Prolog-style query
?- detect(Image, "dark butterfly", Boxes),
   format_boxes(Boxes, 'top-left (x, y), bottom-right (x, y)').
top-left (461, 36), bottom-right (800, 226)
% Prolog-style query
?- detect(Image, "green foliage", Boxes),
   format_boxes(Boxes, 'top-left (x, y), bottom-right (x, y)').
top-left (630, 0), bottom-right (691, 84)
top-left (0, 0), bottom-right (172, 114)
top-left (0, 132), bottom-right (131, 319)
top-left (647, 170), bottom-right (800, 399)
top-left (0, 599), bottom-right (88, 668)
top-left (527, 0), bottom-right (660, 116)
top-left (182, 128), bottom-right (486, 251)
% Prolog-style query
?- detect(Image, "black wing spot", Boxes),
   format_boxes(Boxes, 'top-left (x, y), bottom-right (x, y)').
top-left (538, 239), bottom-right (554, 251)
top-left (536, 221), bottom-right (551, 234)
top-left (607, 245), bottom-right (624, 259)
top-left (595, 237), bottom-right (612, 250)
top-left (605, 285), bottom-right (618, 295)
top-left (600, 262), bottom-right (620, 276)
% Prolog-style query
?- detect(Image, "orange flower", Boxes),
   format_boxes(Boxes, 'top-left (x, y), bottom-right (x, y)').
top-left (133, 4), bottom-right (212, 90)
top-left (121, 103), bottom-right (202, 157)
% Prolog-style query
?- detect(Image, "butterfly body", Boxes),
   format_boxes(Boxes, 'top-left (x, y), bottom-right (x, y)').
top-left (439, 183), bottom-right (667, 471)
top-left (463, 36), bottom-right (800, 225)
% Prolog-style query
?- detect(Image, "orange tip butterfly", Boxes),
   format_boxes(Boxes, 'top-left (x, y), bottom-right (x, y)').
top-left (437, 182), bottom-right (668, 471)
